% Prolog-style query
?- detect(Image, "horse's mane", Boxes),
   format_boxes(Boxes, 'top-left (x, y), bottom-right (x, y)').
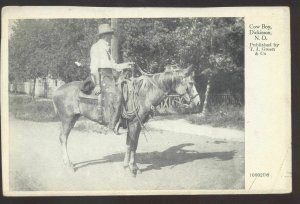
top-left (133, 69), bottom-right (185, 94)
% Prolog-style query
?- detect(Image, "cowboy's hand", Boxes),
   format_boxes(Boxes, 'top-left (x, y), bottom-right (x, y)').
top-left (183, 104), bottom-right (190, 108)
top-left (94, 85), bottom-right (101, 95)
top-left (122, 62), bottom-right (135, 69)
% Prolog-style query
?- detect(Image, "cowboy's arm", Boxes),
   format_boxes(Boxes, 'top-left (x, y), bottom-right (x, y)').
top-left (96, 41), bottom-right (134, 71)
top-left (113, 62), bottom-right (135, 71)
top-left (90, 45), bottom-right (101, 86)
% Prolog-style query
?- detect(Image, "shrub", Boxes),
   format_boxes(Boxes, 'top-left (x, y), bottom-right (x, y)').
top-left (9, 95), bottom-right (58, 122)
top-left (186, 104), bottom-right (244, 130)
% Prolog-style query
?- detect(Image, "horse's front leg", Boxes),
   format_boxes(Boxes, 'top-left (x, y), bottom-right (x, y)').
top-left (123, 145), bottom-right (131, 169)
top-left (124, 121), bottom-right (141, 176)
top-left (129, 149), bottom-right (141, 175)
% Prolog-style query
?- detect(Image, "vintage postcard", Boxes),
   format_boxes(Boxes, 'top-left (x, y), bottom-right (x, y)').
top-left (1, 6), bottom-right (291, 196)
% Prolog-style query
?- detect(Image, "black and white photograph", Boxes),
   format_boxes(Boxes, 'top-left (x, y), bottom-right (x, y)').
top-left (1, 7), bottom-right (291, 195)
top-left (7, 16), bottom-right (245, 192)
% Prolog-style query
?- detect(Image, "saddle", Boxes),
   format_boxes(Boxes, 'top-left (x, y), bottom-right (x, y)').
top-left (79, 72), bottom-right (116, 102)
top-left (78, 75), bottom-right (98, 104)
top-left (80, 75), bottom-right (96, 94)
top-left (78, 90), bottom-right (99, 104)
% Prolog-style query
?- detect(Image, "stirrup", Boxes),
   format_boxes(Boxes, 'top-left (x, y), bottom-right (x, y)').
top-left (108, 126), bottom-right (120, 135)
top-left (113, 128), bottom-right (120, 135)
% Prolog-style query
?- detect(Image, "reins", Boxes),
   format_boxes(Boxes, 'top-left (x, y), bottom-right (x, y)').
top-left (172, 93), bottom-right (199, 108)
top-left (121, 79), bottom-right (151, 142)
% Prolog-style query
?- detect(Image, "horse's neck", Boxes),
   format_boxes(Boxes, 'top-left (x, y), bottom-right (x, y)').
top-left (147, 89), bottom-right (167, 107)
top-left (146, 74), bottom-right (173, 107)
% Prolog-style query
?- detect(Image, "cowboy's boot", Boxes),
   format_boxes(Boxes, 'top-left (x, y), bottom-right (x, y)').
top-left (97, 93), bottom-right (104, 122)
top-left (97, 94), bottom-right (101, 110)
top-left (109, 93), bottom-right (123, 135)
top-left (74, 98), bottom-right (81, 114)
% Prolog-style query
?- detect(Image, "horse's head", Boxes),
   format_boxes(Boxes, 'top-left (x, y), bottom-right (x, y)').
top-left (175, 66), bottom-right (201, 106)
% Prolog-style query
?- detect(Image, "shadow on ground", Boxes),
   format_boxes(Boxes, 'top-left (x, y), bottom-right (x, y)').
top-left (74, 143), bottom-right (236, 172)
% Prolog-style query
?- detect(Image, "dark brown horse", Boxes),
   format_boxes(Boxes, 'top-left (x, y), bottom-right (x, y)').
top-left (52, 66), bottom-right (200, 176)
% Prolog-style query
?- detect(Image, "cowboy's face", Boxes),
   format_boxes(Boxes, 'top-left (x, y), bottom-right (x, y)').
top-left (101, 33), bottom-right (113, 43)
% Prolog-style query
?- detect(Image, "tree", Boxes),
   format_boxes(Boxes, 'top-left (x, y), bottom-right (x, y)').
top-left (118, 18), bottom-right (180, 73)
top-left (9, 19), bottom-right (109, 89)
top-left (9, 20), bottom-right (53, 98)
top-left (43, 19), bottom-right (105, 82)
top-left (118, 18), bottom-right (244, 112)
top-left (9, 18), bottom-right (244, 108)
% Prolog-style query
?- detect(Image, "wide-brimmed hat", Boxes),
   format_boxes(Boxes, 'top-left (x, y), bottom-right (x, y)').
top-left (98, 24), bottom-right (114, 36)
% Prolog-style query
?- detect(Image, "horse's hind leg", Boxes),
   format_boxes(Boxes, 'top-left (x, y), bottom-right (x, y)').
top-left (60, 115), bottom-right (80, 170)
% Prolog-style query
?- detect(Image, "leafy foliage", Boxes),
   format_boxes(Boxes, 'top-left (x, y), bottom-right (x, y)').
top-left (118, 18), bottom-right (243, 73)
top-left (9, 18), bottom-right (244, 96)
top-left (9, 19), bottom-right (107, 83)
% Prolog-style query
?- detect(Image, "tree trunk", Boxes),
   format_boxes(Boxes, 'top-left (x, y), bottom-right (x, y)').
top-left (32, 78), bottom-right (36, 100)
top-left (111, 19), bottom-right (119, 63)
top-left (44, 78), bottom-right (48, 98)
top-left (200, 79), bottom-right (210, 116)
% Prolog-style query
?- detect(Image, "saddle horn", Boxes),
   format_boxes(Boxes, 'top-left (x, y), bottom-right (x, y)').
top-left (136, 66), bottom-right (154, 76)
top-left (184, 65), bottom-right (195, 76)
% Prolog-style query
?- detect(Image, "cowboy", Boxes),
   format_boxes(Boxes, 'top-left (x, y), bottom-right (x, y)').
top-left (90, 24), bottom-right (133, 92)
top-left (88, 24), bottom-right (134, 134)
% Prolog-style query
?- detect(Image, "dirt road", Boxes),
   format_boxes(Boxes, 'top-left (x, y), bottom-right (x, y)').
top-left (8, 116), bottom-right (244, 193)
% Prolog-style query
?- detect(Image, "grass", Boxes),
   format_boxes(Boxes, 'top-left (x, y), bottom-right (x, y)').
top-left (73, 119), bottom-right (108, 134)
top-left (185, 105), bottom-right (244, 130)
top-left (9, 94), bottom-right (244, 130)
top-left (9, 94), bottom-right (58, 122)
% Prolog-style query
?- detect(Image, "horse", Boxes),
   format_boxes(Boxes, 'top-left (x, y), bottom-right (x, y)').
top-left (52, 66), bottom-right (200, 176)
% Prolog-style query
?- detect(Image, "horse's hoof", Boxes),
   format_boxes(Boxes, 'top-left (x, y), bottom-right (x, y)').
top-left (124, 166), bottom-right (136, 177)
top-left (130, 164), bottom-right (141, 172)
top-left (128, 165), bottom-right (141, 177)
top-left (64, 165), bottom-right (76, 173)
top-left (129, 169), bottom-right (137, 177)
top-left (136, 169), bottom-right (142, 174)
top-left (69, 166), bottom-right (76, 172)
top-left (113, 129), bottom-right (120, 135)
top-left (112, 128), bottom-right (120, 135)
top-left (72, 165), bottom-right (78, 172)
top-left (64, 161), bottom-right (76, 172)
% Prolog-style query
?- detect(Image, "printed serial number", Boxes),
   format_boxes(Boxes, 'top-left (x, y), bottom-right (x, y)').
top-left (250, 173), bottom-right (270, 177)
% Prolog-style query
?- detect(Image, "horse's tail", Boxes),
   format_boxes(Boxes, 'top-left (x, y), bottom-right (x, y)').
top-left (52, 89), bottom-right (60, 116)
top-left (51, 81), bottom-right (82, 119)
top-left (52, 99), bottom-right (58, 115)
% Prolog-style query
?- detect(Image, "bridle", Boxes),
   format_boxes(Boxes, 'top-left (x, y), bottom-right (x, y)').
top-left (146, 73), bottom-right (199, 107)
top-left (182, 91), bottom-right (199, 104)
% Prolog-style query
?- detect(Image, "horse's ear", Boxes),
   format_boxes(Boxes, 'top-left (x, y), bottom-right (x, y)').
top-left (184, 65), bottom-right (194, 76)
